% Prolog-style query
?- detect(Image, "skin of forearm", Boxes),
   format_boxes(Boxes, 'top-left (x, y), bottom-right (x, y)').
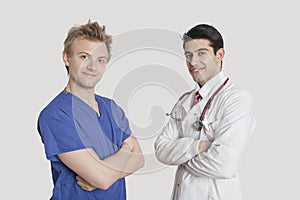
top-left (118, 147), bottom-right (145, 178)
top-left (102, 144), bottom-right (132, 176)
top-left (103, 143), bottom-right (144, 178)
top-left (75, 137), bottom-right (144, 191)
top-left (198, 140), bottom-right (212, 153)
top-left (77, 146), bottom-right (144, 191)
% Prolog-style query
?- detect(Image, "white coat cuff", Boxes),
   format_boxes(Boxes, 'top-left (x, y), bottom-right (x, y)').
top-left (185, 139), bottom-right (200, 159)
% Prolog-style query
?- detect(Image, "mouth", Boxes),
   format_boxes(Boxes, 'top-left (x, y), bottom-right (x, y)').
top-left (82, 72), bottom-right (97, 77)
top-left (189, 67), bottom-right (205, 74)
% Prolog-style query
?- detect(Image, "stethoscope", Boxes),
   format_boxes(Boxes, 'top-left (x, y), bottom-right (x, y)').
top-left (166, 78), bottom-right (229, 132)
top-left (165, 112), bottom-right (204, 131)
top-left (165, 112), bottom-right (181, 121)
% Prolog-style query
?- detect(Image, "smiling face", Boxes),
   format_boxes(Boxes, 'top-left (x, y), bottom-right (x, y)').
top-left (184, 39), bottom-right (224, 86)
top-left (63, 37), bottom-right (108, 91)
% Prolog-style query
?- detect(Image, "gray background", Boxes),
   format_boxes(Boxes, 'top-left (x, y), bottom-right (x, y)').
top-left (0, 0), bottom-right (299, 199)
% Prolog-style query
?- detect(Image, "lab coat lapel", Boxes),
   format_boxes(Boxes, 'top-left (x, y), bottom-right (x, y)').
top-left (181, 90), bottom-right (196, 121)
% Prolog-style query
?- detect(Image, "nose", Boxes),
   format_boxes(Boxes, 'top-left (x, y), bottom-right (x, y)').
top-left (86, 58), bottom-right (97, 71)
top-left (189, 55), bottom-right (200, 67)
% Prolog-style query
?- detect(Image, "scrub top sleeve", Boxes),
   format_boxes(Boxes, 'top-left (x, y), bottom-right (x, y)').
top-left (111, 100), bottom-right (132, 142)
top-left (37, 108), bottom-right (87, 161)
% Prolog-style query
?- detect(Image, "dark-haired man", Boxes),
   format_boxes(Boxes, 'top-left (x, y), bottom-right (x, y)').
top-left (155, 24), bottom-right (255, 200)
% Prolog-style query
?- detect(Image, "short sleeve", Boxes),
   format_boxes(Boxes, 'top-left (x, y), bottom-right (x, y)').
top-left (37, 108), bottom-right (87, 161)
top-left (109, 100), bottom-right (132, 142)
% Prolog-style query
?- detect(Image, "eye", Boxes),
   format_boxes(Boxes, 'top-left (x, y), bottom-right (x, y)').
top-left (98, 58), bottom-right (107, 64)
top-left (185, 53), bottom-right (193, 60)
top-left (80, 54), bottom-right (89, 60)
top-left (198, 51), bottom-right (205, 56)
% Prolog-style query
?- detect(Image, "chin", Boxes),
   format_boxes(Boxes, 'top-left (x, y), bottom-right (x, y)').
top-left (191, 75), bottom-right (200, 82)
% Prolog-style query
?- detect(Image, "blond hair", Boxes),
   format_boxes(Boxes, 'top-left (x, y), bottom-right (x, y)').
top-left (63, 20), bottom-right (112, 72)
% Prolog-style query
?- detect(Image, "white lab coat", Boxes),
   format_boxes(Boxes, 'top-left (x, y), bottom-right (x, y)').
top-left (155, 72), bottom-right (256, 200)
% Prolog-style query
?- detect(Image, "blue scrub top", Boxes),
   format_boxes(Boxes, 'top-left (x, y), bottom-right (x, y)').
top-left (38, 91), bottom-right (131, 200)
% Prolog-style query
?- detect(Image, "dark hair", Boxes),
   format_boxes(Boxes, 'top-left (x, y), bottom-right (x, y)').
top-left (183, 24), bottom-right (224, 55)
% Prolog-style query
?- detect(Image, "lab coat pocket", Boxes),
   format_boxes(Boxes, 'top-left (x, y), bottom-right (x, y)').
top-left (203, 119), bottom-right (220, 140)
top-left (209, 119), bottom-right (220, 131)
top-left (183, 117), bottom-right (199, 138)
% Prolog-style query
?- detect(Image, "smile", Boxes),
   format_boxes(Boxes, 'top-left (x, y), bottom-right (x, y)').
top-left (190, 67), bottom-right (205, 73)
top-left (83, 72), bottom-right (97, 77)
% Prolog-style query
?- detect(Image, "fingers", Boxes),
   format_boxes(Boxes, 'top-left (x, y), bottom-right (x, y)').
top-left (76, 175), bottom-right (97, 191)
top-left (120, 142), bottom-right (131, 152)
top-left (76, 175), bottom-right (84, 182)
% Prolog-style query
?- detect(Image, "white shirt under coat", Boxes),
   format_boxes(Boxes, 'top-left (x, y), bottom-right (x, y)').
top-left (155, 71), bottom-right (256, 200)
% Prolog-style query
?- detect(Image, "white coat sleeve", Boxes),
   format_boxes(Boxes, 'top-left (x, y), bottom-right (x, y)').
top-left (183, 90), bottom-right (256, 179)
top-left (154, 107), bottom-right (200, 165)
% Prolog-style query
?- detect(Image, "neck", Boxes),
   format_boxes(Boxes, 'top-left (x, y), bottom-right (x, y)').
top-left (197, 71), bottom-right (222, 88)
top-left (65, 81), bottom-right (96, 108)
top-left (198, 81), bottom-right (204, 88)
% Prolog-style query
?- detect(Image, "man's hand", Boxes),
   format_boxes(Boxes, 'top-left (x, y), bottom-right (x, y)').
top-left (120, 142), bottom-right (132, 152)
top-left (75, 136), bottom-right (144, 191)
top-left (198, 140), bottom-right (212, 153)
top-left (75, 143), bottom-right (131, 191)
top-left (76, 175), bottom-right (97, 191)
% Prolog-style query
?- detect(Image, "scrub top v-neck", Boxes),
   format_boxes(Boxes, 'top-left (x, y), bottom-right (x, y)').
top-left (38, 91), bottom-right (131, 200)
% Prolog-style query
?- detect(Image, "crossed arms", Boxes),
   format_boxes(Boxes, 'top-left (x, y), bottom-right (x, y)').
top-left (155, 91), bottom-right (255, 179)
top-left (58, 135), bottom-right (144, 190)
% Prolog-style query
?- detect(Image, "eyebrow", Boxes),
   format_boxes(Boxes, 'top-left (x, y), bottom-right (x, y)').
top-left (78, 51), bottom-right (90, 55)
top-left (185, 48), bottom-right (208, 54)
top-left (78, 51), bottom-right (108, 59)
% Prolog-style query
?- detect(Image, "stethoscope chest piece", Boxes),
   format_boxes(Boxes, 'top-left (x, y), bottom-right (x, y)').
top-left (193, 121), bottom-right (203, 131)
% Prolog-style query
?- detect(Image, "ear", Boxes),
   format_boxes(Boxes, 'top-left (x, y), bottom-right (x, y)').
top-left (216, 48), bottom-right (225, 63)
top-left (62, 50), bottom-right (70, 67)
